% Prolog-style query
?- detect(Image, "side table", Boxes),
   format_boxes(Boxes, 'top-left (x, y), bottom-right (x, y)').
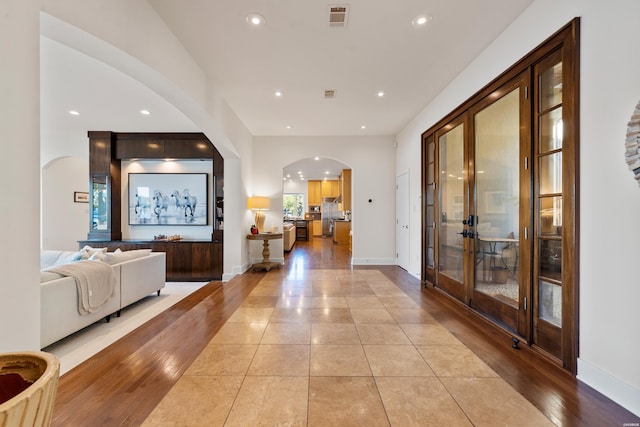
top-left (246, 233), bottom-right (283, 271)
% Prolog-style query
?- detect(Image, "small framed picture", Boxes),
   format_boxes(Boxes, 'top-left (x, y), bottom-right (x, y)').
top-left (74, 191), bottom-right (89, 203)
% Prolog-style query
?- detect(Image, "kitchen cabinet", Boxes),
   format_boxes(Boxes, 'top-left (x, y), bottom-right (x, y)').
top-left (313, 220), bottom-right (322, 236)
top-left (308, 180), bottom-right (322, 205)
top-left (333, 220), bottom-right (351, 245)
top-left (321, 180), bottom-right (339, 198)
top-left (340, 169), bottom-right (352, 211)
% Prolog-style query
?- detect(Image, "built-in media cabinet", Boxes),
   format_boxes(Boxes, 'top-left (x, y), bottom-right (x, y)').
top-left (85, 131), bottom-right (224, 280)
top-left (78, 240), bottom-right (222, 281)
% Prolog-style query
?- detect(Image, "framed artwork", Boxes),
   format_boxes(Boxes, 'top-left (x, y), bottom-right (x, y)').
top-left (128, 173), bottom-right (208, 225)
top-left (74, 191), bottom-right (89, 203)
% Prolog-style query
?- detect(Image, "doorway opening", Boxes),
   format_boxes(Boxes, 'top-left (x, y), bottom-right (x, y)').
top-left (282, 157), bottom-right (352, 253)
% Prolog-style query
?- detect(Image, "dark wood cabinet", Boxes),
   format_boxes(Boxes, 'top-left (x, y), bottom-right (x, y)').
top-left (86, 131), bottom-right (225, 277)
top-left (79, 240), bottom-right (223, 281)
top-left (114, 133), bottom-right (214, 159)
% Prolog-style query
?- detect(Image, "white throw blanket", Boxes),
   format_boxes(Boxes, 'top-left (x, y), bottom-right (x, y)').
top-left (44, 260), bottom-right (116, 315)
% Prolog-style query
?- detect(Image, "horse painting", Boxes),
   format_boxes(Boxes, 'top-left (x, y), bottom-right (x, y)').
top-left (153, 191), bottom-right (171, 217)
top-left (135, 194), bottom-right (152, 218)
top-left (129, 174), bottom-right (206, 225)
top-left (182, 189), bottom-right (198, 217)
top-left (171, 190), bottom-right (187, 215)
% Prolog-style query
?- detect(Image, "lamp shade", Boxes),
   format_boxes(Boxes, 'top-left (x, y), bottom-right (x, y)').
top-left (248, 196), bottom-right (270, 211)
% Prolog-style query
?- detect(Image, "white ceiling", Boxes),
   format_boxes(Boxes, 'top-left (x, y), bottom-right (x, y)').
top-left (40, 0), bottom-right (534, 178)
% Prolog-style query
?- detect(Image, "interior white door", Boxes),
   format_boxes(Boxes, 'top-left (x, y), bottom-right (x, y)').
top-left (396, 171), bottom-right (410, 271)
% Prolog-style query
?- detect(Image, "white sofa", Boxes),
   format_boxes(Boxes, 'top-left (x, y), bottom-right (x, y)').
top-left (40, 248), bottom-right (166, 348)
top-left (283, 223), bottom-right (296, 251)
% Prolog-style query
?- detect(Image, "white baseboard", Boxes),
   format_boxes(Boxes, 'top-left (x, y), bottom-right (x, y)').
top-left (222, 263), bottom-right (251, 281)
top-left (577, 358), bottom-right (640, 417)
top-left (351, 258), bottom-right (396, 265)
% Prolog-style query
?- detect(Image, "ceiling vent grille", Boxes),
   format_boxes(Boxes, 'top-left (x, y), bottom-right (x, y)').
top-left (329, 5), bottom-right (349, 27)
top-left (324, 90), bottom-right (337, 99)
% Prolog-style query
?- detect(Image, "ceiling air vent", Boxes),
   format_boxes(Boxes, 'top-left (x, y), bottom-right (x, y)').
top-left (324, 90), bottom-right (337, 99)
top-left (329, 5), bottom-right (349, 27)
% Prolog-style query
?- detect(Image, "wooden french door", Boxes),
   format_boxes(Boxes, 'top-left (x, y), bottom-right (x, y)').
top-left (434, 72), bottom-right (531, 335)
top-left (469, 72), bottom-right (531, 338)
top-left (434, 116), bottom-right (467, 302)
top-left (422, 20), bottom-right (578, 372)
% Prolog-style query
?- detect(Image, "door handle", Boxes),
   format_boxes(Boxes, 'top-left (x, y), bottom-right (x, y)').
top-left (457, 229), bottom-right (468, 238)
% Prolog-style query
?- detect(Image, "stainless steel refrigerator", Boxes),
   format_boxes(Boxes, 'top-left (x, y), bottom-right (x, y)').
top-left (321, 197), bottom-right (340, 236)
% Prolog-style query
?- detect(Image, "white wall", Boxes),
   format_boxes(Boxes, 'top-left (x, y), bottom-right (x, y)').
top-left (396, 0), bottom-right (640, 415)
top-left (0, 0), bottom-right (41, 351)
top-left (205, 84), bottom-right (255, 278)
top-left (253, 136), bottom-right (396, 265)
top-left (42, 157), bottom-right (89, 250)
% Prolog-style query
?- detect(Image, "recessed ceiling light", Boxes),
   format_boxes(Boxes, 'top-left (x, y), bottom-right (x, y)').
top-left (361, 125), bottom-right (366, 129)
top-left (68, 110), bottom-right (79, 116)
top-left (377, 91), bottom-right (385, 97)
top-left (283, 177), bottom-right (287, 181)
top-left (325, 171), bottom-right (329, 174)
top-left (314, 157), bottom-right (320, 160)
top-left (246, 12), bottom-right (266, 26)
top-left (286, 125), bottom-right (292, 129)
top-left (412, 14), bottom-right (433, 28)
top-left (140, 109), bottom-right (150, 115)
top-left (275, 91), bottom-right (283, 97)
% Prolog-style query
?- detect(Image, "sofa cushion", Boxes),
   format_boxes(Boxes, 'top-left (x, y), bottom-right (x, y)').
top-left (103, 249), bottom-right (152, 265)
top-left (40, 250), bottom-right (84, 269)
top-left (80, 245), bottom-right (108, 259)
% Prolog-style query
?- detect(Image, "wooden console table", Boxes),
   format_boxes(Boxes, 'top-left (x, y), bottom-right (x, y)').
top-left (247, 233), bottom-right (283, 271)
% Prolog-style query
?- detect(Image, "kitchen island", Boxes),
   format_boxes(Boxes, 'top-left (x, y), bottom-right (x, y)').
top-left (333, 220), bottom-right (351, 245)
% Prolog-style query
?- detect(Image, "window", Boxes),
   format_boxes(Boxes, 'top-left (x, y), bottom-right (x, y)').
top-left (283, 193), bottom-right (304, 218)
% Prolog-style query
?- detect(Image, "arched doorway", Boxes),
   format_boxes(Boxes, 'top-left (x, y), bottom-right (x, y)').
top-left (282, 157), bottom-right (352, 249)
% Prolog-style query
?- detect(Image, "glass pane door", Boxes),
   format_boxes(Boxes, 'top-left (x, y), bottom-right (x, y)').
top-left (534, 54), bottom-right (564, 359)
top-left (474, 89), bottom-right (520, 300)
top-left (437, 123), bottom-right (466, 300)
top-left (471, 84), bottom-right (527, 334)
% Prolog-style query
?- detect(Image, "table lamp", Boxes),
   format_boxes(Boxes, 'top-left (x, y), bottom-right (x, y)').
top-left (248, 196), bottom-right (270, 233)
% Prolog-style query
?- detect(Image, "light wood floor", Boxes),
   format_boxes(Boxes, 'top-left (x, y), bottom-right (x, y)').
top-left (51, 237), bottom-right (639, 426)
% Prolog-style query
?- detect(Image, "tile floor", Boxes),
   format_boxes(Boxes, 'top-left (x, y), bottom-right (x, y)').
top-left (142, 269), bottom-right (554, 426)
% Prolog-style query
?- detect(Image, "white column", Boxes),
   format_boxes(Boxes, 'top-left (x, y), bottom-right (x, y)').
top-left (0, 0), bottom-right (41, 350)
